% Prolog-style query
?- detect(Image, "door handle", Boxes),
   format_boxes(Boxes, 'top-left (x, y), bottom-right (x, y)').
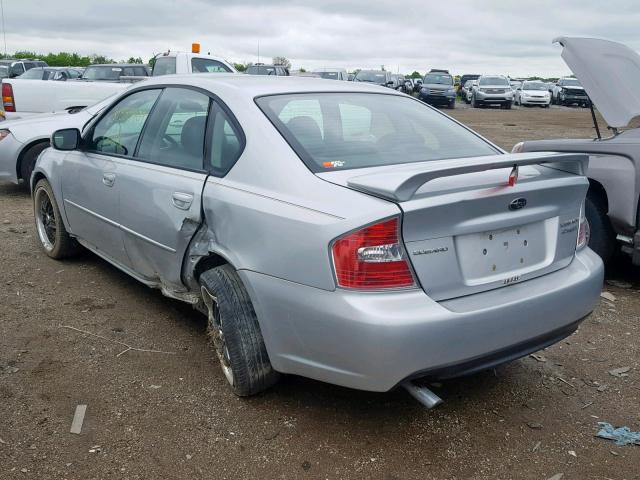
top-left (102, 173), bottom-right (116, 187)
top-left (172, 192), bottom-right (194, 210)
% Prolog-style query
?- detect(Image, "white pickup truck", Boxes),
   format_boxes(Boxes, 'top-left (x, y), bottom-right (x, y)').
top-left (0, 51), bottom-right (236, 121)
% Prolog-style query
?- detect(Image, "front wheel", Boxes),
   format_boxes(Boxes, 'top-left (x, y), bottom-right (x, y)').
top-left (200, 265), bottom-right (279, 396)
top-left (33, 178), bottom-right (80, 259)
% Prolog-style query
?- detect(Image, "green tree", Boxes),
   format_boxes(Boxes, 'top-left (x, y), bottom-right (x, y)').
top-left (126, 56), bottom-right (143, 64)
top-left (272, 56), bottom-right (291, 69)
top-left (409, 71), bottom-right (422, 79)
top-left (233, 63), bottom-right (247, 72)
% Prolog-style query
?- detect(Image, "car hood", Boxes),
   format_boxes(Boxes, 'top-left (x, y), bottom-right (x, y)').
top-left (4, 110), bottom-right (91, 143)
top-left (554, 36), bottom-right (640, 128)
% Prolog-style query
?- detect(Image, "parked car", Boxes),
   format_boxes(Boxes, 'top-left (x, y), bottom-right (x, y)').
top-left (0, 96), bottom-right (114, 185)
top-left (0, 59), bottom-right (48, 79)
top-left (418, 70), bottom-right (456, 109)
top-left (463, 80), bottom-right (477, 103)
top-left (471, 75), bottom-right (514, 108)
top-left (80, 64), bottom-right (150, 82)
top-left (458, 74), bottom-right (480, 96)
top-left (17, 67), bottom-right (83, 81)
top-left (152, 51), bottom-right (236, 76)
top-left (245, 64), bottom-right (290, 76)
top-left (30, 75), bottom-right (603, 404)
top-left (353, 69), bottom-right (394, 87)
top-left (509, 80), bottom-right (522, 91)
top-left (313, 68), bottom-right (348, 80)
top-left (391, 74), bottom-right (411, 94)
top-left (551, 77), bottom-right (589, 106)
top-left (412, 78), bottom-right (423, 93)
top-left (514, 36), bottom-right (640, 265)
top-left (461, 79), bottom-right (474, 103)
top-left (514, 81), bottom-right (551, 107)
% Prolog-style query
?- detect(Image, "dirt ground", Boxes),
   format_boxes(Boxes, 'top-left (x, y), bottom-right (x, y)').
top-left (1, 105), bottom-right (639, 480)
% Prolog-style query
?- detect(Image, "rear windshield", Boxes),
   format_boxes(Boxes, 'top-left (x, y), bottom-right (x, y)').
top-left (256, 93), bottom-right (498, 172)
top-left (82, 66), bottom-right (123, 80)
top-left (246, 65), bottom-right (277, 75)
top-left (153, 56), bottom-right (176, 76)
top-left (479, 76), bottom-right (509, 86)
top-left (317, 71), bottom-right (340, 80)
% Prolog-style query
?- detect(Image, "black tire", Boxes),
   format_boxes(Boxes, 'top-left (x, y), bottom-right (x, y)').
top-left (19, 142), bottom-right (49, 187)
top-left (33, 178), bottom-right (80, 259)
top-left (585, 194), bottom-right (616, 263)
top-left (471, 95), bottom-right (479, 108)
top-left (200, 265), bottom-right (279, 396)
top-left (449, 99), bottom-right (455, 109)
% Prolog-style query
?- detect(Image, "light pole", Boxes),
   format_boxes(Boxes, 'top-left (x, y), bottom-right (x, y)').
top-left (0, 0), bottom-right (7, 57)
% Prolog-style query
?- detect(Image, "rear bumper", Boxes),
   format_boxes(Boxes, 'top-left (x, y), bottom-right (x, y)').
top-left (241, 248), bottom-right (603, 392)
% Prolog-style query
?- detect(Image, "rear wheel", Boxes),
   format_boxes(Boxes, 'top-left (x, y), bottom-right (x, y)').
top-left (449, 99), bottom-right (455, 109)
top-left (19, 142), bottom-right (49, 188)
top-left (200, 265), bottom-right (279, 396)
top-left (585, 194), bottom-right (616, 263)
top-left (33, 178), bottom-right (80, 259)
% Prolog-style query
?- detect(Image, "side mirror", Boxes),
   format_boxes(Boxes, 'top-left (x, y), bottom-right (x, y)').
top-left (386, 80), bottom-right (394, 86)
top-left (52, 128), bottom-right (81, 151)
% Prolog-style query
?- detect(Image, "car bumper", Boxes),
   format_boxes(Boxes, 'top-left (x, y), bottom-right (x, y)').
top-left (241, 248), bottom-right (603, 392)
top-left (520, 96), bottom-right (551, 105)
top-left (0, 132), bottom-right (24, 184)
top-left (419, 92), bottom-right (456, 105)
top-left (561, 95), bottom-right (589, 104)
top-left (475, 94), bottom-right (513, 104)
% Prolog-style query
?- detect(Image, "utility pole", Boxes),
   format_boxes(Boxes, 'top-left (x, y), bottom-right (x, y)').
top-left (0, 0), bottom-right (7, 57)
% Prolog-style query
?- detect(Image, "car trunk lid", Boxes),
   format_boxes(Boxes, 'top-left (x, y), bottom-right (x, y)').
top-left (318, 152), bottom-right (589, 300)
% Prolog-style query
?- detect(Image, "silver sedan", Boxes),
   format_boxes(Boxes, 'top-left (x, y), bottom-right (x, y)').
top-left (30, 75), bottom-right (603, 404)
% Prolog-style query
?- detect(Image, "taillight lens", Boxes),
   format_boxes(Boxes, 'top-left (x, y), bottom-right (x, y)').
top-left (331, 217), bottom-right (416, 290)
top-left (2, 83), bottom-right (15, 112)
top-left (577, 202), bottom-right (590, 250)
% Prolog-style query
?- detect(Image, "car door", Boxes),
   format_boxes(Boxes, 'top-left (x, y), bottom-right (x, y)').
top-left (115, 87), bottom-right (213, 292)
top-left (61, 89), bottom-right (162, 268)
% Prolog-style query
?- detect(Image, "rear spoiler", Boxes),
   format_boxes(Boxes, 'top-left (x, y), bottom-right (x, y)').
top-left (347, 152), bottom-right (588, 202)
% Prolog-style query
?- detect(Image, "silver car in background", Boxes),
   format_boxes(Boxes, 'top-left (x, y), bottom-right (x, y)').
top-left (31, 74), bottom-right (603, 404)
top-left (471, 75), bottom-right (514, 108)
top-left (515, 81), bottom-right (551, 107)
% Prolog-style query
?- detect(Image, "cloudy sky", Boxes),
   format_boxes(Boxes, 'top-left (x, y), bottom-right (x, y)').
top-left (1, 0), bottom-right (638, 77)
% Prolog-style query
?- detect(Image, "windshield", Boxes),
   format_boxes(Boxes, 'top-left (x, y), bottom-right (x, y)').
top-left (317, 71), bottom-right (340, 80)
top-left (17, 68), bottom-right (45, 79)
top-left (355, 71), bottom-right (386, 83)
top-left (246, 65), bottom-right (277, 75)
top-left (423, 73), bottom-right (453, 85)
top-left (82, 66), bottom-right (123, 81)
top-left (256, 93), bottom-right (498, 172)
top-left (562, 79), bottom-right (581, 87)
top-left (479, 76), bottom-right (509, 86)
top-left (522, 82), bottom-right (547, 91)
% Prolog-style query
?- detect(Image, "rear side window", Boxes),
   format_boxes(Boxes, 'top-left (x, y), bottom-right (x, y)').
top-left (191, 58), bottom-right (232, 73)
top-left (152, 57), bottom-right (176, 76)
top-left (88, 89), bottom-right (161, 156)
top-left (137, 88), bottom-right (210, 170)
top-left (209, 104), bottom-right (243, 176)
top-left (257, 93), bottom-right (498, 172)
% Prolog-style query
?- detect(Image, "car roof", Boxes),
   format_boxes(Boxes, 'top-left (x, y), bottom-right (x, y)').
top-left (133, 73), bottom-right (404, 98)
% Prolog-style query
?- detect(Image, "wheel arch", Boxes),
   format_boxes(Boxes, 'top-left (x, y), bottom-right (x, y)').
top-left (16, 138), bottom-right (50, 181)
top-left (587, 178), bottom-right (609, 213)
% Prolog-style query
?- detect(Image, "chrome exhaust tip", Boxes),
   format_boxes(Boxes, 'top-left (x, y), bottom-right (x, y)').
top-left (402, 381), bottom-right (443, 409)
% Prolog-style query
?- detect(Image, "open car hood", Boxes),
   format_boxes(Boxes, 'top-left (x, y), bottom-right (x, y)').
top-left (554, 36), bottom-right (640, 128)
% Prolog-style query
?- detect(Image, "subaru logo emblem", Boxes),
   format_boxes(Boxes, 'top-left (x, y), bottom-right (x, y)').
top-left (509, 198), bottom-right (527, 210)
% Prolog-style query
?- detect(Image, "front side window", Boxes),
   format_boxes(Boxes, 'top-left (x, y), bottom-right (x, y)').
top-left (191, 58), bottom-right (232, 73)
top-left (257, 93), bottom-right (498, 172)
top-left (88, 89), bottom-right (161, 156)
top-left (137, 88), bottom-right (210, 170)
top-left (152, 57), bottom-right (176, 76)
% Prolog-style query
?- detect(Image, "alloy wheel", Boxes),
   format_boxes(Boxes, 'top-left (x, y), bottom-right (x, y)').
top-left (201, 286), bottom-right (234, 386)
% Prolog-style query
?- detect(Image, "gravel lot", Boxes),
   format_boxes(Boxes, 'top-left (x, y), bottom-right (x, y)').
top-left (1, 105), bottom-right (639, 480)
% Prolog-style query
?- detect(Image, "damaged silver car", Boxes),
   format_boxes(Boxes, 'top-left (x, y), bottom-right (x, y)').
top-left (31, 74), bottom-right (603, 405)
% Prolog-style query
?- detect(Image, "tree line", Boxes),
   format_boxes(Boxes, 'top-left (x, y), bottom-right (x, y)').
top-left (0, 51), bottom-right (145, 67)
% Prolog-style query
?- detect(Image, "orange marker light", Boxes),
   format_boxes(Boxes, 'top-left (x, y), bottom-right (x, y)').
top-left (192, 43), bottom-right (201, 54)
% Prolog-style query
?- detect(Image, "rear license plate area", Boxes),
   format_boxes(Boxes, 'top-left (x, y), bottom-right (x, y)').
top-left (455, 220), bottom-right (552, 285)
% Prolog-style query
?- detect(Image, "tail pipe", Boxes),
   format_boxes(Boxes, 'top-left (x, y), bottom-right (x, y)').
top-left (402, 381), bottom-right (443, 409)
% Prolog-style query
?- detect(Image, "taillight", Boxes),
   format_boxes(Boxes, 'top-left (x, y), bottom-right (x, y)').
top-left (577, 202), bottom-right (590, 250)
top-left (331, 217), bottom-right (416, 290)
top-left (2, 83), bottom-right (15, 112)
